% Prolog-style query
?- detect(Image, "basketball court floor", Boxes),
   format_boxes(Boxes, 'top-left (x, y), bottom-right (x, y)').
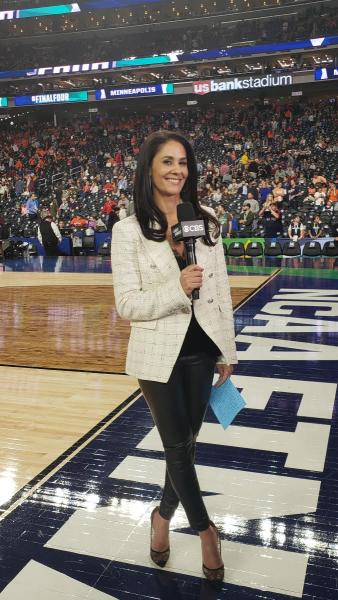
top-left (0, 254), bottom-right (337, 600)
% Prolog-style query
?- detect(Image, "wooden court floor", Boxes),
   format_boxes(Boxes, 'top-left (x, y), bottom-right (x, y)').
top-left (0, 272), bottom-right (268, 372)
top-left (0, 271), bottom-right (269, 517)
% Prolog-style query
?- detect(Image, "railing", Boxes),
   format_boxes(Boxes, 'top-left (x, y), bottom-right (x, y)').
top-left (36, 164), bottom-right (87, 193)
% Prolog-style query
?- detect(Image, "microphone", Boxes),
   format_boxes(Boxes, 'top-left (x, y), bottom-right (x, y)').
top-left (171, 202), bottom-right (206, 300)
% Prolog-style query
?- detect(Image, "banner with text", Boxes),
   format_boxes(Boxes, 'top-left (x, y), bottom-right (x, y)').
top-left (193, 74), bottom-right (293, 95)
top-left (14, 90), bottom-right (88, 106)
top-left (95, 83), bottom-right (174, 100)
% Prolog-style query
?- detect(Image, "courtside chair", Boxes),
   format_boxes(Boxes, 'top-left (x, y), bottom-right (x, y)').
top-left (264, 240), bottom-right (282, 256)
top-left (322, 241), bottom-right (338, 257)
top-left (97, 241), bottom-right (111, 256)
top-left (227, 241), bottom-right (245, 257)
top-left (302, 241), bottom-right (322, 257)
top-left (246, 241), bottom-right (264, 257)
top-left (282, 241), bottom-right (302, 256)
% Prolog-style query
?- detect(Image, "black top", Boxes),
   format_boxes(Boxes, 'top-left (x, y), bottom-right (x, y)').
top-left (39, 220), bottom-right (59, 245)
top-left (175, 253), bottom-right (221, 359)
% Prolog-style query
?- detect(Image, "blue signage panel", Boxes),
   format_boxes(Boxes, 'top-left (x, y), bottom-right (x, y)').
top-left (0, 36), bottom-right (337, 82)
top-left (95, 83), bottom-right (174, 100)
top-left (180, 36), bottom-right (338, 61)
top-left (14, 90), bottom-right (88, 106)
top-left (314, 67), bottom-right (338, 80)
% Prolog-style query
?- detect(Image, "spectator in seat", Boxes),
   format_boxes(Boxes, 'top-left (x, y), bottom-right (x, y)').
top-left (288, 180), bottom-right (303, 209)
top-left (212, 187), bottom-right (223, 203)
top-left (239, 151), bottom-right (249, 169)
top-left (15, 176), bottom-right (25, 198)
top-left (247, 159), bottom-right (259, 179)
top-left (0, 213), bottom-right (10, 240)
top-left (288, 215), bottom-right (306, 241)
top-left (216, 205), bottom-right (232, 238)
top-left (259, 179), bottom-right (272, 203)
top-left (331, 220), bottom-right (338, 241)
top-left (220, 160), bottom-right (230, 182)
top-left (103, 179), bottom-right (114, 194)
top-left (107, 207), bottom-right (120, 232)
top-left (118, 191), bottom-right (129, 210)
top-left (309, 215), bottom-right (323, 239)
top-left (0, 180), bottom-right (8, 200)
top-left (87, 214), bottom-right (98, 230)
top-left (102, 196), bottom-right (117, 215)
top-left (96, 215), bottom-right (107, 231)
top-left (313, 189), bottom-right (326, 208)
top-left (328, 183), bottom-right (338, 204)
top-left (238, 204), bottom-right (254, 237)
top-left (228, 180), bottom-right (239, 195)
top-left (258, 198), bottom-right (282, 238)
top-left (312, 173), bottom-right (327, 186)
top-left (245, 192), bottom-right (260, 214)
top-left (70, 214), bottom-right (88, 228)
top-left (26, 194), bottom-right (39, 221)
top-left (272, 181), bottom-right (286, 204)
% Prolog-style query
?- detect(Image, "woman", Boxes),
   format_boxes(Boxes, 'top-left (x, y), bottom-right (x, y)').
top-left (111, 131), bottom-right (237, 584)
top-left (309, 215), bottom-right (323, 239)
top-left (288, 215), bottom-right (305, 241)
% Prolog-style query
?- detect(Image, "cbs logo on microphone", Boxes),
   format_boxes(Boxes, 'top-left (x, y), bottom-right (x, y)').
top-left (183, 224), bottom-right (204, 233)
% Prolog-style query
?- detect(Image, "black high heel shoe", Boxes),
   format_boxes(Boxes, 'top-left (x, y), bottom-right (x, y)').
top-left (150, 506), bottom-right (170, 568)
top-left (202, 521), bottom-right (224, 585)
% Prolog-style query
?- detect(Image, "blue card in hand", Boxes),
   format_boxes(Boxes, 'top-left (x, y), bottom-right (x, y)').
top-left (209, 378), bottom-right (246, 429)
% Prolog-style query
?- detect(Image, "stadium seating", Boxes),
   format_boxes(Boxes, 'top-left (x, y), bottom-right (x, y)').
top-left (264, 241), bottom-right (282, 257)
top-left (302, 241), bottom-right (322, 257)
top-left (0, 98), bottom-right (336, 253)
top-left (282, 241), bottom-right (301, 257)
top-left (246, 241), bottom-right (264, 257)
top-left (322, 241), bottom-right (338, 257)
top-left (227, 242), bottom-right (245, 257)
top-left (97, 241), bottom-right (111, 256)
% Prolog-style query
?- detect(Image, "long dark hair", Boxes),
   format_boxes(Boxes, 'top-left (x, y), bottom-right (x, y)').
top-left (133, 130), bottom-right (220, 245)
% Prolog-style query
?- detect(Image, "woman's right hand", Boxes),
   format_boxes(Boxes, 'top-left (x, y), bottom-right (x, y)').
top-left (180, 265), bottom-right (204, 296)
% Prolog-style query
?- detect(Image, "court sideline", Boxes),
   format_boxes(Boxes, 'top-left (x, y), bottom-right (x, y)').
top-left (0, 256), bottom-right (337, 600)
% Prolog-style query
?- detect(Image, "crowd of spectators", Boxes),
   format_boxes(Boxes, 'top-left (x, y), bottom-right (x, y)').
top-left (1, 0), bottom-right (331, 42)
top-left (0, 3), bottom-right (336, 73)
top-left (0, 97), bottom-right (337, 249)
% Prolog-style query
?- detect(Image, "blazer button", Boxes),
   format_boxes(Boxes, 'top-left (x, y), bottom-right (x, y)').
top-left (207, 298), bottom-right (214, 304)
top-left (208, 272), bottom-right (214, 278)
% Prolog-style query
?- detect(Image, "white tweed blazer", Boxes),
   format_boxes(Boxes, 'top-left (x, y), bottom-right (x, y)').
top-left (111, 213), bottom-right (238, 383)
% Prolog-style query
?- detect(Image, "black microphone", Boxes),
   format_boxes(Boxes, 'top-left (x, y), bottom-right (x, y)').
top-left (171, 202), bottom-right (206, 300)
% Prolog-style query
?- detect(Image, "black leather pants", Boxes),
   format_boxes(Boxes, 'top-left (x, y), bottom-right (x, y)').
top-left (139, 352), bottom-right (216, 532)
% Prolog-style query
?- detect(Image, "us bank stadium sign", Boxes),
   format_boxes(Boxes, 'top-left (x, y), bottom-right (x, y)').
top-left (193, 74), bottom-right (293, 94)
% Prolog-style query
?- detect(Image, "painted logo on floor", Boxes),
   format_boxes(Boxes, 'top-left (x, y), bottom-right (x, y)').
top-left (0, 276), bottom-right (337, 599)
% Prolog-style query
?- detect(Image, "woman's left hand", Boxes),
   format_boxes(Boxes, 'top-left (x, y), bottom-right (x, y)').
top-left (214, 363), bottom-right (234, 388)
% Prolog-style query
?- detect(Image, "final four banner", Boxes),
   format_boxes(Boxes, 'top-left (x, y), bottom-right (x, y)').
top-left (14, 90), bottom-right (88, 106)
